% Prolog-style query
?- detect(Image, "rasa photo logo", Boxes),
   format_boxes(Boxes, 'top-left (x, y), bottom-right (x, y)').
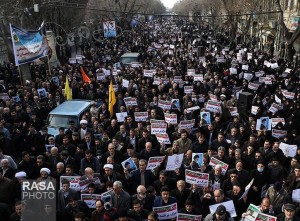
top-left (21, 179), bottom-right (56, 221)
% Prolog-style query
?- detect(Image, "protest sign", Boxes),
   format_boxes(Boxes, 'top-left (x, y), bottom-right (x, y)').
top-left (209, 200), bottom-right (237, 217)
top-left (116, 112), bottom-right (127, 122)
top-left (177, 213), bottom-right (202, 221)
top-left (243, 204), bottom-right (260, 221)
top-left (134, 112), bottom-right (148, 122)
top-left (209, 157), bottom-right (229, 175)
top-left (79, 177), bottom-right (101, 191)
top-left (146, 156), bottom-right (165, 170)
top-left (184, 86), bottom-right (193, 94)
top-left (194, 75), bottom-right (203, 82)
top-left (124, 97), bottom-right (138, 106)
top-left (153, 203), bottom-right (178, 220)
top-left (156, 134), bottom-right (171, 144)
top-left (179, 119), bottom-right (195, 129)
top-left (60, 176), bottom-right (81, 191)
top-left (158, 100), bottom-right (172, 110)
top-left (272, 129), bottom-right (287, 139)
top-left (164, 113), bottom-right (177, 124)
top-left (185, 170), bottom-right (209, 187)
top-left (166, 154), bottom-right (184, 171)
top-left (206, 100), bottom-right (221, 113)
top-left (151, 123), bottom-right (167, 135)
top-left (239, 179), bottom-right (254, 200)
top-left (192, 153), bottom-right (203, 166)
top-left (121, 157), bottom-right (137, 171)
top-left (251, 106), bottom-right (259, 115)
top-left (271, 118), bottom-right (285, 127)
top-left (255, 213), bottom-right (277, 221)
top-left (81, 194), bottom-right (101, 208)
top-left (228, 107), bottom-right (238, 116)
top-left (279, 143), bottom-right (297, 157)
top-left (292, 189), bottom-right (300, 203)
top-left (144, 69), bottom-right (155, 78)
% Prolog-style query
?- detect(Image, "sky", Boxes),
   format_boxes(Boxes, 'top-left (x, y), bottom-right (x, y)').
top-left (161, 0), bottom-right (178, 9)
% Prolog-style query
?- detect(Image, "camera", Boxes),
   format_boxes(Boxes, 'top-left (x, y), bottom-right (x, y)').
top-left (104, 202), bottom-right (112, 211)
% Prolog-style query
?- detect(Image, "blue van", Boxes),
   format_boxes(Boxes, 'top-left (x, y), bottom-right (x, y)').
top-left (46, 100), bottom-right (91, 136)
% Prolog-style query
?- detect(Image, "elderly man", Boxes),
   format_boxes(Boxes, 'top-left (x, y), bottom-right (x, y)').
top-left (277, 203), bottom-right (300, 221)
top-left (170, 180), bottom-right (191, 210)
top-left (111, 181), bottom-right (131, 211)
top-left (1, 158), bottom-right (15, 179)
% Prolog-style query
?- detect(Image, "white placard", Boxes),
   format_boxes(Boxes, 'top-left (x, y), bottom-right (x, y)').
top-left (116, 112), bottom-right (128, 122)
top-left (209, 200), bottom-right (237, 217)
top-left (166, 154), bottom-right (184, 171)
top-left (292, 189), bottom-right (300, 203)
top-left (146, 156), bottom-right (165, 170)
top-left (185, 169), bottom-right (209, 187)
top-left (153, 203), bottom-right (178, 220)
top-left (279, 143), bottom-right (297, 157)
top-left (134, 112), bottom-right (148, 122)
top-left (151, 123), bottom-right (167, 135)
top-left (156, 134), bottom-right (171, 144)
top-left (164, 113), bottom-right (177, 124)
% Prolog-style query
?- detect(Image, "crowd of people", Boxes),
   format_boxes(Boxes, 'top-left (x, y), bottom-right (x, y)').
top-left (1, 18), bottom-right (300, 221)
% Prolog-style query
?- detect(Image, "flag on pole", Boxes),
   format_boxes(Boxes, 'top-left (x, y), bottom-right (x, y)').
top-left (10, 23), bottom-right (49, 66)
top-left (65, 77), bottom-right (72, 100)
top-left (109, 80), bottom-right (116, 118)
top-left (80, 66), bottom-right (91, 83)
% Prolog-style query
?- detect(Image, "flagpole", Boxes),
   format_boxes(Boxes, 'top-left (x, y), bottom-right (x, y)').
top-left (47, 55), bottom-right (52, 76)
top-left (18, 65), bottom-right (24, 88)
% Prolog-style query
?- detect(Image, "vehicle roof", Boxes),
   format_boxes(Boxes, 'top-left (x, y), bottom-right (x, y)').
top-left (120, 52), bottom-right (140, 57)
top-left (49, 100), bottom-right (91, 116)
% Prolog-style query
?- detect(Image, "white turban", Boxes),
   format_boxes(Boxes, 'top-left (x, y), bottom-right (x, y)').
top-left (40, 168), bottom-right (51, 175)
top-left (104, 164), bottom-right (114, 170)
top-left (15, 171), bottom-right (27, 178)
top-left (80, 119), bottom-right (88, 124)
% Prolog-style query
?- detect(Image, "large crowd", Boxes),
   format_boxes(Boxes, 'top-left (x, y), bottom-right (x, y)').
top-left (1, 18), bottom-right (300, 221)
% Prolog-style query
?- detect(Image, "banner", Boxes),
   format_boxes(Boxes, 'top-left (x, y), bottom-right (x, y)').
top-left (10, 24), bottom-right (49, 65)
top-left (60, 176), bottom-right (81, 191)
top-left (116, 112), bottom-right (127, 122)
top-left (177, 213), bottom-right (202, 221)
top-left (185, 170), bottom-right (209, 187)
top-left (158, 100), bottom-right (172, 110)
top-left (164, 113), bottom-right (177, 124)
top-left (282, 91), bottom-right (295, 99)
top-left (209, 200), bottom-right (237, 217)
top-left (271, 118), bottom-right (285, 127)
top-left (79, 177), bottom-right (101, 191)
top-left (206, 100), bottom-right (221, 113)
top-left (151, 123), bottom-right (167, 135)
top-left (156, 134), bottom-right (171, 144)
top-left (166, 154), bottom-right (184, 171)
top-left (103, 21), bottom-right (116, 38)
top-left (134, 112), bottom-right (148, 122)
top-left (255, 213), bottom-right (277, 221)
top-left (81, 194), bottom-right (101, 208)
top-left (146, 156), bottom-right (165, 170)
top-left (124, 97), bottom-right (138, 106)
top-left (144, 69), bottom-right (155, 78)
top-left (179, 119), bottom-right (195, 129)
top-left (153, 203), bottom-right (178, 220)
top-left (184, 86), bottom-right (193, 94)
top-left (279, 143), bottom-right (297, 157)
top-left (272, 129), bottom-right (287, 139)
top-left (243, 204), bottom-right (259, 221)
top-left (209, 157), bottom-right (229, 175)
top-left (228, 107), bottom-right (238, 116)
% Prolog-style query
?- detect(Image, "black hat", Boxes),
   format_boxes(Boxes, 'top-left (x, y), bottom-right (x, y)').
top-left (215, 205), bottom-right (227, 215)
top-left (284, 203), bottom-right (296, 211)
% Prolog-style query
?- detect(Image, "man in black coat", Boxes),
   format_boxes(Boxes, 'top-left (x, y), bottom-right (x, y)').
top-left (277, 204), bottom-right (300, 221)
top-left (170, 180), bottom-right (191, 210)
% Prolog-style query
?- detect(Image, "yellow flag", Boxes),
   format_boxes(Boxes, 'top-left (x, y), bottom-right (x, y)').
top-left (65, 77), bottom-right (72, 100)
top-left (109, 80), bottom-right (116, 118)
